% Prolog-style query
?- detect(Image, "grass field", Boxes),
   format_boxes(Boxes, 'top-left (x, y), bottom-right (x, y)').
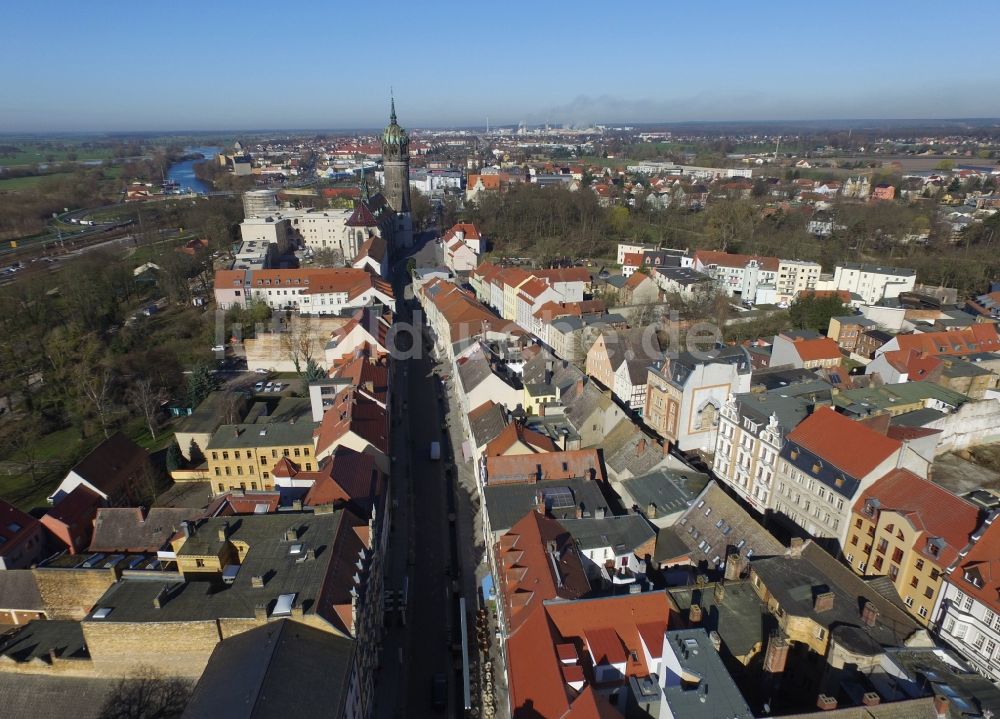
top-left (0, 144), bottom-right (116, 168)
top-left (0, 172), bottom-right (75, 190)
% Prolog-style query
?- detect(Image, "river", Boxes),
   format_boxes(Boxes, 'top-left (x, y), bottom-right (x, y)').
top-left (166, 146), bottom-right (222, 194)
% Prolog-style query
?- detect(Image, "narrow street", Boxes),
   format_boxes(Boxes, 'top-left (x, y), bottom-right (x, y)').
top-left (374, 232), bottom-right (483, 718)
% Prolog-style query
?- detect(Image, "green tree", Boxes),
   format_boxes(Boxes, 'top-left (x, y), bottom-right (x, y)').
top-left (165, 441), bottom-right (183, 473)
top-left (185, 362), bottom-right (216, 409)
top-left (303, 358), bottom-right (326, 382)
top-left (788, 295), bottom-right (849, 333)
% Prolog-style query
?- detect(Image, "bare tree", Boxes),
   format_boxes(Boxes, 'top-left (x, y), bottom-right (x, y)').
top-left (98, 665), bottom-right (192, 719)
top-left (279, 316), bottom-right (315, 374)
top-left (127, 378), bottom-right (166, 441)
top-left (79, 364), bottom-right (116, 439)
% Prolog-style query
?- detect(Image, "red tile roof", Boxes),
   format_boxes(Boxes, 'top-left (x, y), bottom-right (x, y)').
top-left (313, 387), bottom-right (388, 457)
top-left (790, 336), bottom-right (842, 362)
top-left (621, 253), bottom-right (644, 267)
top-left (485, 423), bottom-right (558, 457)
top-left (893, 325), bottom-right (1000, 357)
top-left (498, 512), bottom-right (589, 633)
top-left (881, 349), bottom-right (943, 379)
top-left (485, 449), bottom-right (603, 485)
top-left (507, 593), bottom-right (670, 718)
top-left (304, 447), bottom-right (384, 515)
top-left (786, 407), bottom-right (901, 479)
top-left (854, 468), bottom-right (979, 568)
top-left (442, 222), bottom-right (481, 243)
top-left (952, 519), bottom-right (1000, 610)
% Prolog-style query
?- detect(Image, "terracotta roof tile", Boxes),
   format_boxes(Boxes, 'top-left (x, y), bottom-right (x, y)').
top-left (786, 407), bottom-right (901, 479)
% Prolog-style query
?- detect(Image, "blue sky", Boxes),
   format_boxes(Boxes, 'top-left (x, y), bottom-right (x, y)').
top-left (2, 1), bottom-right (999, 132)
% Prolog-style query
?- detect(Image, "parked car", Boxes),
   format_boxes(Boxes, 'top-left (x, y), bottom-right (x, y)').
top-left (265, 382), bottom-right (275, 392)
top-left (254, 382), bottom-right (264, 392)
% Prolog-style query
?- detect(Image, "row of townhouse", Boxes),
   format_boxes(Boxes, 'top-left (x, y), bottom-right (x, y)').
top-left (618, 243), bottom-right (916, 307)
top-left (470, 262), bottom-right (590, 324)
top-left (705, 361), bottom-right (1000, 683)
top-left (214, 267), bottom-right (396, 315)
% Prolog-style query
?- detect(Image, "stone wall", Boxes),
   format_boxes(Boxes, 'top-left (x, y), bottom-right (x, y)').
top-left (82, 619), bottom-right (223, 678)
top-left (33, 568), bottom-right (117, 620)
top-left (926, 398), bottom-right (1000, 454)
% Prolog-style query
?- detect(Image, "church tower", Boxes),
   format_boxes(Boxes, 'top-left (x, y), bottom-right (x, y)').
top-left (381, 95), bottom-right (413, 248)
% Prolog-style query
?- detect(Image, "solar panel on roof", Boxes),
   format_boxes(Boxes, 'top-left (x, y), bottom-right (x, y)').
top-left (544, 487), bottom-right (575, 510)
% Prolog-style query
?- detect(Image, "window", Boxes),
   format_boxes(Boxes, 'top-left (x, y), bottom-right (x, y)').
top-left (924, 587), bottom-right (934, 599)
top-left (964, 596), bottom-right (974, 611)
top-left (877, 539), bottom-right (888, 554)
top-left (904, 596), bottom-right (914, 607)
top-left (251, 482), bottom-right (258, 490)
top-left (954, 623), bottom-right (968, 640)
top-left (973, 633), bottom-right (985, 650)
top-left (945, 617), bottom-right (955, 633)
top-left (222, 451), bottom-right (229, 460)
top-left (892, 548), bottom-right (904, 563)
top-left (873, 556), bottom-right (884, 571)
top-left (851, 535), bottom-right (859, 546)
top-left (915, 559), bottom-right (924, 571)
top-left (858, 561), bottom-right (867, 572)
top-left (211, 452), bottom-right (218, 461)
top-left (303, 447), bottom-right (310, 456)
top-left (294, 448), bottom-right (301, 457)
top-left (217, 483), bottom-right (224, 492)
top-left (214, 467), bottom-right (221, 476)
top-left (986, 640), bottom-right (997, 658)
top-left (918, 606), bottom-right (928, 618)
top-left (195, 559), bottom-right (205, 568)
top-left (846, 553), bottom-right (854, 563)
top-left (889, 565), bottom-right (899, 582)
top-left (261, 456), bottom-right (267, 465)
top-left (234, 450), bottom-right (241, 460)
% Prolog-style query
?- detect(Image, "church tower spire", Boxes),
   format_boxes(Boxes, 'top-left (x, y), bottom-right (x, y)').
top-left (380, 94), bottom-right (413, 250)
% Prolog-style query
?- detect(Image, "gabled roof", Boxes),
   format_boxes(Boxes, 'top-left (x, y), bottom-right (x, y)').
top-left (950, 516), bottom-right (1000, 611)
top-left (485, 423), bottom-right (558, 457)
top-left (183, 618), bottom-right (356, 719)
top-left (89, 507), bottom-right (195, 553)
top-left (894, 324), bottom-right (1000, 357)
top-left (467, 400), bottom-right (510, 447)
top-left (787, 336), bottom-right (841, 362)
top-left (485, 449), bottom-right (603, 485)
top-left (442, 222), bottom-right (481, 243)
top-left (352, 234), bottom-right (386, 264)
top-left (62, 432), bottom-right (149, 500)
top-left (784, 407), bottom-right (901, 481)
top-left (853, 468), bottom-right (980, 568)
top-left (40, 485), bottom-right (102, 527)
top-left (498, 512), bottom-right (590, 634)
top-left (313, 386), bottom-right (388, 457)
top-left (303, 447), bottom-right (384, 517)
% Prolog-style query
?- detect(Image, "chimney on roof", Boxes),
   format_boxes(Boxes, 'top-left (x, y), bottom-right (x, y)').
top-left (152, 586), bottom-right (170, 609)
top-left (862, 692), bottom-right (881, 707)
top-left (861, 600), bottom-right (880, 628)
top-left (364, 380), bottom-right (374, 393)
top-left (724, 553), bottom-right (743, 581)
top-left (933, 694), bottom-right (949, 719)
top-left (218, 521), bottom-right (230, 542)
top-left (662, 441), bottom-right (671, 458)
top-left (816, 695), bottom-right (838, 711)
top-left (688, 604), bottom-right (702, 625)
top-left (788, 537), bottom-right (804, 557)
top-left (254, 602), bottom-right (268, 621)
top-left (251, 575), bottom-right (264, 588)
top-left (181, 520), bottom-right (194, 538)
top-left (535, 490), bottom-right (545, 516)
top-left (647, 502), bottom-right (657, 519)
top-left (234, 428), bottom-right (242, 438)
top-left (575, 503), bottom-right (583, 519)
top-left (714, 581), bottom-right (726, 605)
top-left (637, 438), bottom-right (647, 455)
top-left (807, 586), bottom-right (834, 613)
top-left (284, 527), bottom-right (298, 542)
top-left (763, 633), bottom-right (789, 674)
